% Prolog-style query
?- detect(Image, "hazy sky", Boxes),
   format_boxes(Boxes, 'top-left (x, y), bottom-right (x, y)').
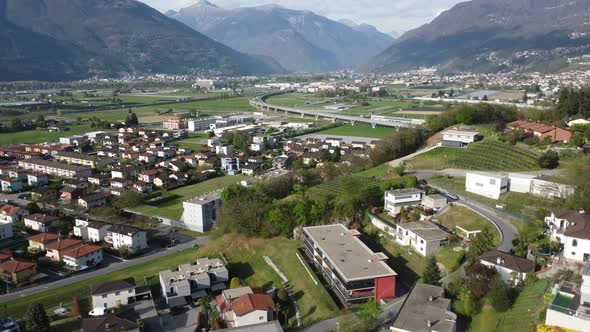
top-left (139, 0), bottom-right (464, 34)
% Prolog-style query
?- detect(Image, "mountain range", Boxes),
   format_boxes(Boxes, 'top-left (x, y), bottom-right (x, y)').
top-left (167, 0), bottom-right (394, 72)
top-left (0, 0), bottom-right (282, 81)
top-left (366, 0), bottom-right (590, 73)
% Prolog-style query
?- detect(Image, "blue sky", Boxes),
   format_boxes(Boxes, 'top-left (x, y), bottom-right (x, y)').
top-left (139, 0), bottom-right (465, 34)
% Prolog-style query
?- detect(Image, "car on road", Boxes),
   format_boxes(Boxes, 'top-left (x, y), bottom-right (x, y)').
top-left (447, 193), bottom-right (459, 200)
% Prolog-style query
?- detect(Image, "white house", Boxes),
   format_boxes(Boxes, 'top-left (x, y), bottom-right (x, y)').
top-left (74, 219), bottom-right (110, 243)
top-left (422, 194), bottom-right (448, 210)
top-left (207, 137), bottom-right (222, 147)
top-left (224, 293), bottom-right (275, 328)
top-left (545, 210), bottom-right (590, 262)
top-left (392, 221), bottom-right (449, 256)
top-left (465, 172), bottom-right (508, 200)
top-left (159, 258), bottom-right (229, 307)
top-left (23, 214), bottom-right (60, 232)
top-left (91, 278), bottom-right (138, 310)
top-left (105, 224), bottom-right (147, 254)
top-left (479, 250), bottom-right (535, 286)
top-left (384, 188), bottom-right (425, 214)
top-left (441, 130), bottom-right (481, 148)
top-left (181, 193), bottom-right (222, 233)
top-left (0, 221), bottom-right (13, 241)
top-left (545, 261), bottom-right (590, 331)
top-left (216, 145), bottom-right (233, 156)
top-left (0, 204), bottom-right (29, 223)
top-left (62, 244), bottom-right (103, 270)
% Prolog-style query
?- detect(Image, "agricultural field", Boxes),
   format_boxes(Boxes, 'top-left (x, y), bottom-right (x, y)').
top-left (307, 175), bottom-right (380, 199)
top-left (174, 134), bottom-right (209, 151)
top-left (406, 140), bottom-right (541, 172)
top-left (314, 124), bottom-right (396, 139)
top-left (471, 280), bottom-right (549, 332)
top-left (0, 124), bottom-right (92, 145)
top-left (435, 206), bottom-right (500, 245)
top-left (133, 175), bottom-right (248, 220)
top-left (3, 234), bottom-right (340, 329)
top-left (266, 93), bottom-right (328, 107)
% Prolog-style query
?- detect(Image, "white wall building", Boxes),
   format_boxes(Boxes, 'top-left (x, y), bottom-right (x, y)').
top-left (441, 130), bottom-right (481, 148)
top-left (479, 250), bottom-right (535, 286)
top-left (465, 172), bottom-right (508, 200)
top-left (384, 188), bottom-right (425, 214)
top-left (508, 173), bottom-right (575, 199)
top-left (181, 193), bottom-right (222, 233)
top-left (74, 219), bottom-right (110, 243)
top-left (545, 210), bottom-right (590, 262)
top-left (545, 261), bottom-right (590, 331)
top-left (91, 278), bottom-right (140, 310)
top-left (105, 225), bottom-right (147, 254)
top-left (62, 244), bottom-right (103, 270)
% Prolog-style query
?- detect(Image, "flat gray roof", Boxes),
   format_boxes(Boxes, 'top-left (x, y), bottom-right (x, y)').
top-left (398, 221), bottom-right (449, 241)
top-left (386, 188), bottom-right (424, 195)
top-left (185, 191), bottom-right (221, 205)
top-left (303, 224), bottom-right (396, 282)
top-left (219, 321), bottom-right (283, 332)
top-left (392, 283), bottom-right (456, 332)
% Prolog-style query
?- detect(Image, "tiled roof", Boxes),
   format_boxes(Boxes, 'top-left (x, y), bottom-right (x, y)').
top-left (0, 204), bottom-right (21, 216)
top-left (0, 259), bottom-right (36, 273)
top-left (63, 244), bottom-right (102, 259)
top-left (28, 232), bottom-right (60, 243)
top-left (25, 214), bottom-right (59, 224)
top-left (232, 294), bottom-right (274, 317)
top-left (480, 250), bottom-right (535, 273)
top-left (46, 238), bottom-right (83, 251)
top-left (91, 278), bottom-right (136, 295)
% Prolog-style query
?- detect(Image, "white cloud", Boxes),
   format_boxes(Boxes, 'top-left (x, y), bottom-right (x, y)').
top-left (139, 0), bottom-right (463, 33)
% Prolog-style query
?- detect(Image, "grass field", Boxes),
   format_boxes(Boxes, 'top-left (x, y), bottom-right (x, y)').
top-left (266, 93), bottom-right (327, 107)
top-left (174, 134), bottom-right (209, 151)
top-left (133, 175), bottom-right (248, 220)
top-left (3, 235), bottom-right (340, 328)
top-left (356, 163), bottom-right (397, 179)
top-left (406, 140), bottom-right (540, 172)
top-left (0, 124), bottom-right (92, 145)
top-left (314, 124), bottom-right (396, 139)
top-left (471, 280), bottom-right (549, 332)
top-left (435, 206), bottom-right (500, 245)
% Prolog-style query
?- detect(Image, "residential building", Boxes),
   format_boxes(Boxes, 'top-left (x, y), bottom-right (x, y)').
top-left (384, 188), bottom-right (425, 214)
top-left (218, 287), bottom-right (255, 308)
top-left (62, 244), bottom-right (103, 270)
top-left (390, 283), bottom-right (457, 332)
top-left (509, 120), bottom-right (572, 143)
top-left (508, 173), bottom-right (575, 199)
top-left (479, 250), bottom-right (535, 286)
top-left (0, 204), bottom-right (29, 223)
top-left (26, 172), bottom-right (48, 187)
top-left (0, 178), bottom-right (23, 193)
top-left (163, 119), bottom-right (188, 130)
top-left (18, 159), bottom-right (92, 178)
top-left (441, 130), bottom-right (481, 148)
top-left (28, 232), bottom-right (61, 252)
top-left (78, 193), bottom-right (108, 209)
top-left (31, 187), bottom-right (57, 202)
top-left (0, 259), bottom-right (37, 286)
top-left (23, 214), bottom-right (60, 232)
top-left (105, 224), bottom-right (147, 254)
top-left (81, 308), bottom-right (140, 332)
top-left (303, 224), bottom-right (397, 305)
top-left (88, 175), bottom-right (110, 187)
top-left (45, 238), bottom-right (84, 262)
top-left (181, 192), bottom-right (222, 232)
top-left (138, 169), bottom-right (161, 183)
top-left (0, 220), bottom-right (13, 241)
top-left (110, 178), bottom-right (131, 189)
top-left (395, 221), bottom-right (450, 256)
top-left (92, 278), bottom-right (142, 310)
top-left (422, 194), bottom-right (448, 210)
top-left (545, 210), bottom-right (590, 261)
top-left (465, 172), bottom-right (508, 200)
top-left (60, 186), bottom-right (84, 201)
top-left (216, 322), bottom-right (283, 332)
top-left (159, 258), bottom-right (229, 307)
top-left (0, 249), bottom-right (12, 264)
top-left (221, 157), bottom-right (241, 173)
top-left (223, 293), bottom-right (275, 328)
top-left (545, 260), bottom-right (590, 332)
top-left (216, 145), bottom-right (233, 156)
top-left (188, 118), bottom-right (217, 132)
top-left (54, 152), bottom-right (109, 168)
top-left (74, 219), bottom-right (110, 243)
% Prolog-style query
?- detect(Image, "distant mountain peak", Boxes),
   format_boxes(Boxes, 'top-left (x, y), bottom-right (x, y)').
top-left (195, 0), bottom-right (218, 7)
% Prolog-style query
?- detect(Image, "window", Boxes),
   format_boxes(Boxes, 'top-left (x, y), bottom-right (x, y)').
top-left (572, 240), bottom-right (578, 247)
top-left (572, 252), bottom-right (576, 256)
top-left (115, 291), bottom-right (120, 296)
top-left (490, 179), bottom-right (496, 185)
top-left (102, 294), bottom-right (107, 299)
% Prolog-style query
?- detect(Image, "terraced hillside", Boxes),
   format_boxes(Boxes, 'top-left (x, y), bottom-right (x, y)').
top-left (308, 176), bottom-right (380, 199)
top-left (451, 140), bottom-right (540, 171)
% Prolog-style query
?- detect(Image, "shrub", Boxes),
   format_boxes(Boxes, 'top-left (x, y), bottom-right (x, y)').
top-left (230, 277), bottom-right (241, 289)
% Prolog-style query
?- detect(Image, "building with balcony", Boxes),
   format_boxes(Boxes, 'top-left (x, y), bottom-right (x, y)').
top-left (303, 224), bottom-right (397, 305)
top-left (105, 224), bottom-right (147, 254)
top-left (545, 261), bottom-right (590, 331)
top-left (545, 210), bottom-right (590, 262)
top-left (384, 188), bottom-right (425, 214)
top-left (181, 192), bottom-right (222, 232)
top-left (393, 221), bottom-right (450, 257)
top-left (441, 129), bottom-right (481, 148)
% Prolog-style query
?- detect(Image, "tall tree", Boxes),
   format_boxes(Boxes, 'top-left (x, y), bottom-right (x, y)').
top-left (422, 256), bottom-right (442, 285)
top-left (356, 296), bottom-right (382, 330)
top-left (467, 228), bottom-right (496, 262)
top-left (24, 303), bottom-right (50, 332)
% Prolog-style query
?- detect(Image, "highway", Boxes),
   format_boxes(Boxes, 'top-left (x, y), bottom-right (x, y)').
top-left (0, 236), bottom-right (209, 303)
top-left (250, 90), bottom-right (425, 129)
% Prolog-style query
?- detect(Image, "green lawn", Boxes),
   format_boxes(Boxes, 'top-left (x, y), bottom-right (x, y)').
top-left (174, 135), bottom-right (208, 152)
top-left (406, 140), bottom-right (540, 172)
top-left (0, 124), bottom-right (92, 145)
top-left (315, 124), bottom-right (396, 139)
top-left (266, 93), bottom-right (325, 107)
top-left (356, 163), bottom-right (397, 179)
top-left (471, 280), bottom-right (549, 332)
top-left (3, 235), bottom-right (340, 329)
top-left (435, 206), bottom-right (500, 245)
top-left (133, 175), bottom-right (248, 220)
top-left (307, 176), bottom-right (380, 199)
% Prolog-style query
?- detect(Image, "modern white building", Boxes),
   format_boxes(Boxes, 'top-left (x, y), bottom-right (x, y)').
top-left (479, 250), bottom-right (535, 286)
top-left (62, 244), bottom-right (103, 271)
top-left (545, 261), bottom-right (590, 331)
top-left (74, 219), bottom-right (111, 243)
top-left (105, 224), bottom-right (147, 254)
top-left (422, 194), bottom-right (448, 210)
top-left (181, 193), bottom-right (222, 232)
top-left (188, 118), bottom-right (217, 132)
top-left (216, 145), bottom-right (233, 156)
top-left (441, 130), bottom-right (481, 148)
top-left (392, 221), bottom-right (449, 256)
top-left (465, 172), bottom-right (508, 200)
top-left (384, 188), bottom-right (425, 214)
top-left (545, 210), bottom-right (590, 262)
top-left (159, 258), bottom-right (229, 307)
top-left (91, 278), bottom-right (148, 311)
top-left (508, 173), bottom-right (575, 199)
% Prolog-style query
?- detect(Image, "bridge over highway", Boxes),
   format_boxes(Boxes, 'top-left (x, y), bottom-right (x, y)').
top-left (249, 90), bottom-right (425, 129)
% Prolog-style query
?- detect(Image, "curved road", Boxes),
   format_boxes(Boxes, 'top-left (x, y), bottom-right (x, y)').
top-left (0, 237), bottom-right (209, 303)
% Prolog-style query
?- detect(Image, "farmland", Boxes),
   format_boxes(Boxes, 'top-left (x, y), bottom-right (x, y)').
top-left (307, 175), bottom-right (380, 199)
top-left (0, 124), bottom-right (93, 146)
top-left (406, 140), bottom-right (540, 172)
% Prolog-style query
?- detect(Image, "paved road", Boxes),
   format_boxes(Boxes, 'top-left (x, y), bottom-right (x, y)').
top-left (0, 236), bottom-right (209, 303)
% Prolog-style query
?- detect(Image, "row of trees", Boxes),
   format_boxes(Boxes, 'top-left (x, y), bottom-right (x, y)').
top-left (425, 103), bottom-right (519, 133)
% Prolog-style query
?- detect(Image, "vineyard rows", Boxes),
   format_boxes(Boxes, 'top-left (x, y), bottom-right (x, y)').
top-left (451, 140), bottom-right (540, 171)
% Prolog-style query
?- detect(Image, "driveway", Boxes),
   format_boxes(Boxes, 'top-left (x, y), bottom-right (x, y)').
top-left (0, 236), bottom-right (209, 303)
